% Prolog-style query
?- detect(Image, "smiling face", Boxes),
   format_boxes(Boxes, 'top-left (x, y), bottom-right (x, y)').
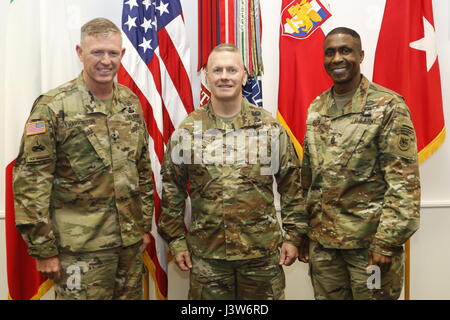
top-left (76, 32), bottom-right (125, 91)
top-left (323, 33), bottom-right (364, 93)
top-left (205, 50), bottom-right (247, 103)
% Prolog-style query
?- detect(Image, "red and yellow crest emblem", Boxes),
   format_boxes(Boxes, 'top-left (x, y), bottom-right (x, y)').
top-left (281, 0), bottom-right (331, 39)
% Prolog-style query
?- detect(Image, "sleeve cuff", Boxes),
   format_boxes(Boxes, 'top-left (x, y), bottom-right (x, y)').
top-left (143, 223), bottom-right (152, 234)
top-left (28, 243), bottom-right (59, 259)
top-left (283, 230), bottom-right (309, 247)
top-left (369, 238), bottom-right (403, 257)
top-left (168, 238), bottom-right (189, 256)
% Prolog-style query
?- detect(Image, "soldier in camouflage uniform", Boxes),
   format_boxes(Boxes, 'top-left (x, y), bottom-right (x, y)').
top-left (297, 27), bottom-right (420, 300)
top-left (13, 18), bottom-right (154, 300)
top-left (158, 44), bottom-right (307, 300)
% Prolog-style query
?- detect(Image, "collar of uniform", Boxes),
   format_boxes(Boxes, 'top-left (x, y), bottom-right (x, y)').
top-left (204, 99), bottom-right (262, 130)
top-left (76, 72), bottom-right (124, 115)
top-left (321, 75), bottom-right (371, 117)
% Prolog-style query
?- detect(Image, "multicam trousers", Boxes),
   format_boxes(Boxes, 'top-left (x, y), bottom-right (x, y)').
top-left (309, 240), bottom-right (404, 300)
top-left (189, 253), bottom-right (285, 300)
top-left (54, 241), bottom-right (144, 300)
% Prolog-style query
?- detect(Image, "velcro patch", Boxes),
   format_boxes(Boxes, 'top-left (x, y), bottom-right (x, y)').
top-left (398, 125), bottom-right (415, 151)
top-left (26, 121), bottom-right (46, 136)
top-left (398, 134), bottom-right (412, 151)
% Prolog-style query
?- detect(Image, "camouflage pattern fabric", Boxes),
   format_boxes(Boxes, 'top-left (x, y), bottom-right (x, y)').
top-left (158, 99), bottom-right (308, 260)
top-left (309, 240), bottom-right (404, 300)
top-left (189, 253), bottom-right (285, 300)
top-left (13, 73), bottom-right (154, 258)
top-left (55, 241), bottom-right (144, 300)
top-left (302, 75), bottom-right (420, 256)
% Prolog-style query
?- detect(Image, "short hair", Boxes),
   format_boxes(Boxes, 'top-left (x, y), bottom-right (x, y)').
top-left (206, 43), bottom-right (244, 70)
top-left (325, 27), bottom-right (362, 50)
top-left (211, 43), bottom-right (240, 54)
top-left (80, 18), bottom-right (121, 43)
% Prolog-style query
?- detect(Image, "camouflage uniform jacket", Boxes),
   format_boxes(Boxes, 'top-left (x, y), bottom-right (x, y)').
top-left (158, 99), bottom-right (307, 260)
top-left (13, 73), bottom-right (154, 258)
top-left (302, 75), bottom-right (420, 256)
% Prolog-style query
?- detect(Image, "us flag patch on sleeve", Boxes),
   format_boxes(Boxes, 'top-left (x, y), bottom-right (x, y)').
top-left (26, 121), bottom-right (46, 136)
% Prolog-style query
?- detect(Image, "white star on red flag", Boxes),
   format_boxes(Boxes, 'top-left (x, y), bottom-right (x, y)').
top-left (409, 17), bottom-right (437, 72)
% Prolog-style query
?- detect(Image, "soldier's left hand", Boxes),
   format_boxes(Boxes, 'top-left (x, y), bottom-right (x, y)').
top-left (140, 233), bottom-right (151, 252)
top-left (279, 242), bottom-right (299, 266)
top-left (368, 251), bottom-right (392, 273)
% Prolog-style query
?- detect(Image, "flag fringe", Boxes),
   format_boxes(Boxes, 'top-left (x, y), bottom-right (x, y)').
top-left (418, 127), bottom-right (446, 164)
top-left (276, 111), bottom-right (304, 160)
top-left (8, 279), bottom-right (53, 300)
top-left (143, 251), bottom-right (167, 300)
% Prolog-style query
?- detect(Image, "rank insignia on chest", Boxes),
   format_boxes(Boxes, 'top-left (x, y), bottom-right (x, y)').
top-left (330, 136), bottom-right (336, 145)
top-left (26, 121), bottom-right (46, 136)
top-left (362, 110), bottom-right (372, 117)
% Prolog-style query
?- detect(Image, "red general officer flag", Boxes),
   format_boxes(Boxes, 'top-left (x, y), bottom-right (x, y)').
top-left (373, 0), bottom-right (445, 163)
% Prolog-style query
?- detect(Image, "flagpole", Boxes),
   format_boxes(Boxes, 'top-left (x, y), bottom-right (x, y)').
top-left (405, 240), bottom-right (410, 300)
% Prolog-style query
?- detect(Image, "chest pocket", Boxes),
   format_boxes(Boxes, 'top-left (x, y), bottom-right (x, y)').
top-left (336, 124), bottom-right (366, 166)
top-left (338, 123), bottom-right (379, 173)
top-left (108, 117), bottom-right (141, 163)
top-left (239, 164), bottom-right (274, 186)
top-left (60, 125), bottom-right (108, 181)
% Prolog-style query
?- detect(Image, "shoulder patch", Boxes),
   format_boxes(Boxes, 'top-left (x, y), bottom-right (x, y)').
top-left (26, 121), bottom-right (46, 136)
top-left (397, 125), bottom-right (415, 152)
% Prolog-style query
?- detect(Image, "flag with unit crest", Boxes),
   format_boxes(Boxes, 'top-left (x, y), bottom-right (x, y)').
top-left (278, 0), bottom-right (332, 158)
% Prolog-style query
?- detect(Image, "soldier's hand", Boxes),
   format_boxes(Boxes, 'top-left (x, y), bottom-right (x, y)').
top-left (368, 251), bottom-right (392, 273)
top-left (279, 242), bottom-right (298, 266)
top-left (175, 251), bottom-right (192, 271)
top-left (298, 236), bottom-right (310, 263)
top-left (37, 256), bottom-right (61, 281)
top-left (140, 233), bottom-right (151, 252)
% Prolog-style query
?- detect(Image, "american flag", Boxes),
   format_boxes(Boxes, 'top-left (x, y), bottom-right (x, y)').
top-left (118, 0), bottom-right (194, 299)
top-left (26, 121), bottom-right (46, 136)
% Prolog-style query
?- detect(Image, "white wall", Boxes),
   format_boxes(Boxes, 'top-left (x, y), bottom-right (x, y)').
top-left (1, 0), bottom-right (450, 300)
